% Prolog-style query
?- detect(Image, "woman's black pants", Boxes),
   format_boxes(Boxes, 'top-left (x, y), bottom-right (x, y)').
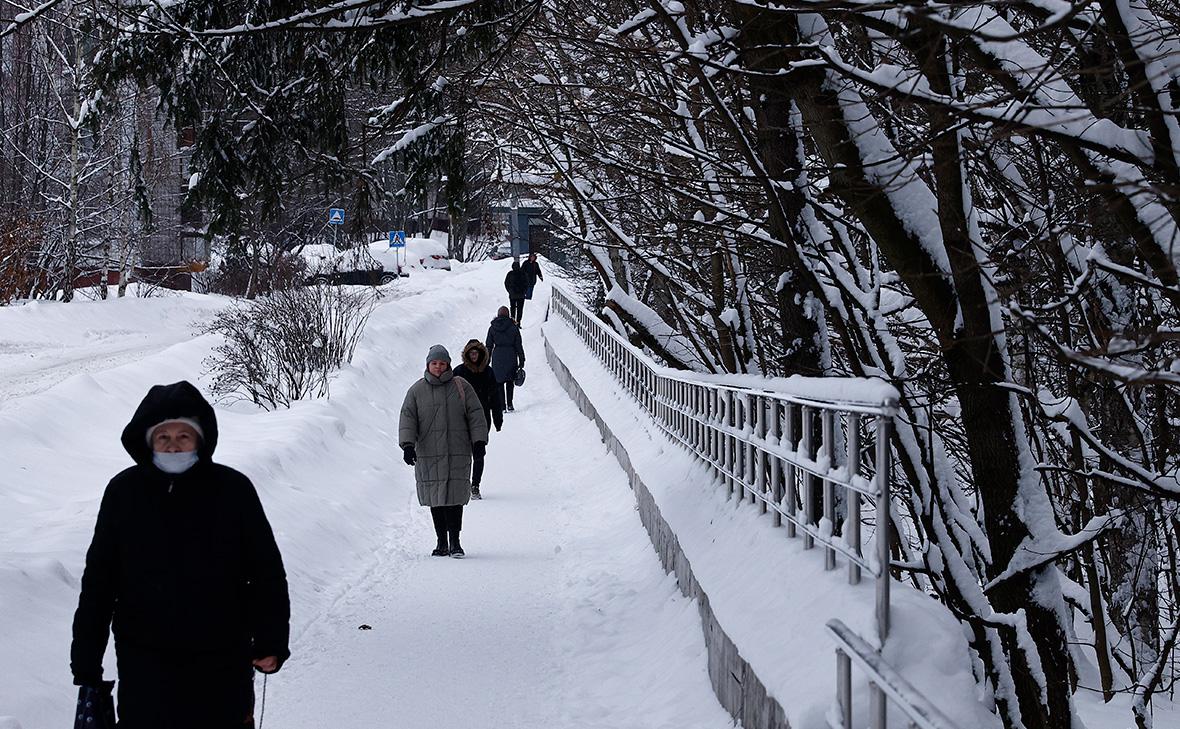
top-left (430, 505), bottom-right (464, 545)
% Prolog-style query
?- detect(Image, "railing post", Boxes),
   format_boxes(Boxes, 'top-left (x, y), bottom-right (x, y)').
top-left (767, 399), bottom-right (780, 523)
top-left (746, 394), bottom-right (757, 506)
top-left (847, 413), bottom-right (862, 585)
top-left (836, 648), bottom-right (852, 729)
top-left (724, 391), bottom-right (735, 499)
top-left (784, 403), bottom-right (797, 538)
top-left (872, 684), bottom-right (887, 729)
top-left (802, 405), bottom-right (814, 549)
top-left (823, 408), bottom-right (836, 571)
top-left (707, 389), bottom-right (717, 474)
top-left (692, 386), bottom-right (700, 450)
top-left (876, 412), bottom-right (893, 642)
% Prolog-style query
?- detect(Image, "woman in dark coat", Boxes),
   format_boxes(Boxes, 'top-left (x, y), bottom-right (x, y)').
top-left (71, 381), bottom-right (290, 729)
top-left (521, 253), bottom-right (543, 300)
top-left (486, 306), bottom-right (525, 412)
top-left (504, 261), bottom-right (529, 323)
top-left (453, 339), bottom-right (502, 499)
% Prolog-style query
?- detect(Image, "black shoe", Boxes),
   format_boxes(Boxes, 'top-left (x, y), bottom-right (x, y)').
top-left (450, 544), bottom-right (465, 558)
top-left (471, 486), bottom-right (482, 500)
top-left (506, 405), bottom-right (515, 412)
top-left (431, 541), bottom-right (449, 557)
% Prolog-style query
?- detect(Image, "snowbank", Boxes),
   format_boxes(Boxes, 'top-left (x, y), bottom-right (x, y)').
top-left (0, 269), bottom-right (474, 726)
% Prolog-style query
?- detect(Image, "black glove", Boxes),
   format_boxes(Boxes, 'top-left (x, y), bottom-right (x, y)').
top-left (75, 682), bottom-right (117, 729)
top-left (472, 441), bottom-right (487, 458)
top-left (402, 445), bottom-right (416, 466)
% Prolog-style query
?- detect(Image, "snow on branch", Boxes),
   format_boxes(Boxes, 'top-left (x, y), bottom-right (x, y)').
top-left (371, 115), bottom-right (454, 164)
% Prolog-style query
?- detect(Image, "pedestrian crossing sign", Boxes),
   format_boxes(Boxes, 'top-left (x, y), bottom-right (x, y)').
top-left (389, 230), bottom-right (406, 248)
top-left (328, 208), bottom-right (345, 225)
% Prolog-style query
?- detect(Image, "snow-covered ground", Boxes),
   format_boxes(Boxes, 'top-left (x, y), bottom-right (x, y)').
top-left (4, 260), bottom-right (1173, 729)
top-left (0, 264), bottom-right (732, 728)
top-left (0, 291), bottom-right (225, 408)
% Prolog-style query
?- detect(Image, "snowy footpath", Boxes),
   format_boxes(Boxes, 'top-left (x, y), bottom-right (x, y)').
top-left (0, 265), bottom-right (733, 728)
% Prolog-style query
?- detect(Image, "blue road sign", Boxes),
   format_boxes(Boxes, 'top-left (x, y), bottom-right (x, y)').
top-left (328, 208), bottom-right (345, 225)
top-left (388, 230), bottom-right (406, 248)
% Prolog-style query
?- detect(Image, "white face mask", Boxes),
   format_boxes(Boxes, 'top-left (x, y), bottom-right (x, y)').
top-left (153, 450), bottom-right (199, 474)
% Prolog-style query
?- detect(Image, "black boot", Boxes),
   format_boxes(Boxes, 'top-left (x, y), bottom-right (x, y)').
top-left (430, 507), bottom-right (449, 555)
top-left (449, 531), bottom-right (465, 558)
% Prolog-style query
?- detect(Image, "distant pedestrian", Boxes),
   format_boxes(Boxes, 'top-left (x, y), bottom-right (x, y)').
top-left (505, 260), bottom-right (529, 323)
top-left (486, 306), bottom-right (525, 412)
top-left (521, 253), bottom-right (544, 300)
top-left (71, 381), bottom-right (290, 729)
top-left (400, 345), bottom-right (489, 557)
top-left (453, 339), bottom-right (502, 500)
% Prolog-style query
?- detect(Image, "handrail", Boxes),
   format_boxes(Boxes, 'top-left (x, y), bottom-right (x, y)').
top-left (549, 284), bottom-right (896, 627)
top-left (548, 283), bottom-right (952, 729)
top-left (827, 619), bottom-right (963, 729)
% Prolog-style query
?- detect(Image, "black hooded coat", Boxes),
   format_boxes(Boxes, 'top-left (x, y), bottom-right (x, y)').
top-left (453, 340), bottom-right (503, 431)
top-left (504, 262), bottom-right (529, 300)
top-left (71, 381), bottom-right (290, 728)
top-left (486, 314), bottom-right (525, 384)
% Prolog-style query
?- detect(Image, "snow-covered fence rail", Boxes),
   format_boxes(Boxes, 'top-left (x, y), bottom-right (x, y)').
top-left (550, 284), bottom-right (959, 729)
top-left (551, 284), bottom-right (898, 630)
top-left (827, 619), bottom-right (961, 729)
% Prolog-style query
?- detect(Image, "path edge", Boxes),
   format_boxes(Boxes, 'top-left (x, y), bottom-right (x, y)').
top-left (543, 331), bottom-right (791, 729)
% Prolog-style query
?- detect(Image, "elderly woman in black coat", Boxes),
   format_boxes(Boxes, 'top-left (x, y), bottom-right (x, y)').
top-left (71, 381), bottom-right (290, 729)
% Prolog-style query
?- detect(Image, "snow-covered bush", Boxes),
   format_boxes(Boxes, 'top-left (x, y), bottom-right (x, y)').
top-left (203, 286), bottom-right (375, 410)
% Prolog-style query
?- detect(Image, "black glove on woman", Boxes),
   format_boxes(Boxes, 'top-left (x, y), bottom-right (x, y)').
top-left (403, 445), bottom-right (416, 465)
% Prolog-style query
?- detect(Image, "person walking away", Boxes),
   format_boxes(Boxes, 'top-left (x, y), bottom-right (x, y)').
top-left (453, 339), bottom-right (502, 500)
top-left (486, 306), bottom-right (525, 412)
top-left (521, 252), bottom-right (544, 300)
top-left (400, 345), bottom-right (489, 557)
top-left (71, 380), bottom-right (290, 729)
top-left (504, 260), bottom-right (529, 324)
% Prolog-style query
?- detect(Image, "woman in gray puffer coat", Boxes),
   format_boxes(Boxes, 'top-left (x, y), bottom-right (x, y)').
top-left (399, 344), bottom-right (489, 558)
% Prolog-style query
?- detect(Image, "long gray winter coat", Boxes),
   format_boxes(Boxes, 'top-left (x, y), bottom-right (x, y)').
top-left (399, 369), bottom-right (489, 507)
top-left (486, 314), bottom-right (525, 384)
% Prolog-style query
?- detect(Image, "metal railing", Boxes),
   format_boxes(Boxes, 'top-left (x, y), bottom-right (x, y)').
top-left (548, 285), bottom-right (958, 729)
top-left (827, 619), bottom-right (961, 729)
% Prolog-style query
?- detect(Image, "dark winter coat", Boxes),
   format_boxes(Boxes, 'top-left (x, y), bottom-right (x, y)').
top-left (504, 262), bottom-right (529, 300)
top-left (71, 381), bottom-right (290, 728)
top-left (399, 369), bottom-right (489, 506)
top-left (521, 259), bottom-right (543, 287)
top-left (454, 340), bottom-right (503, 431)
top-left (486, 314), bottom-right (525, 384)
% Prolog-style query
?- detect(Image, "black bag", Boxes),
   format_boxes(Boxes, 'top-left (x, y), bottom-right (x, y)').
top-left (514, 367), bottom-right (526, 388)
top-left (74, 682), bottom-right (116, 729)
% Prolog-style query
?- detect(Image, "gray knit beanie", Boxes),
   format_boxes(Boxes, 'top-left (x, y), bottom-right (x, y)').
top-left (426, 344), bottom-right (451, 366)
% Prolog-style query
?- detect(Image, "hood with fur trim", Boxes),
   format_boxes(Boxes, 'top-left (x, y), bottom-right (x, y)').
top-left (461, 340), bottom-right (490, 373)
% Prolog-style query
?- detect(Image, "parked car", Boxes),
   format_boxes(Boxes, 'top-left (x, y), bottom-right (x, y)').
top-left (403, 236), bottom-right (452, 270)
top-left (488, 241), bottom-right (513, 260)
top-left (296, 243), bottom-right (404, 286)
